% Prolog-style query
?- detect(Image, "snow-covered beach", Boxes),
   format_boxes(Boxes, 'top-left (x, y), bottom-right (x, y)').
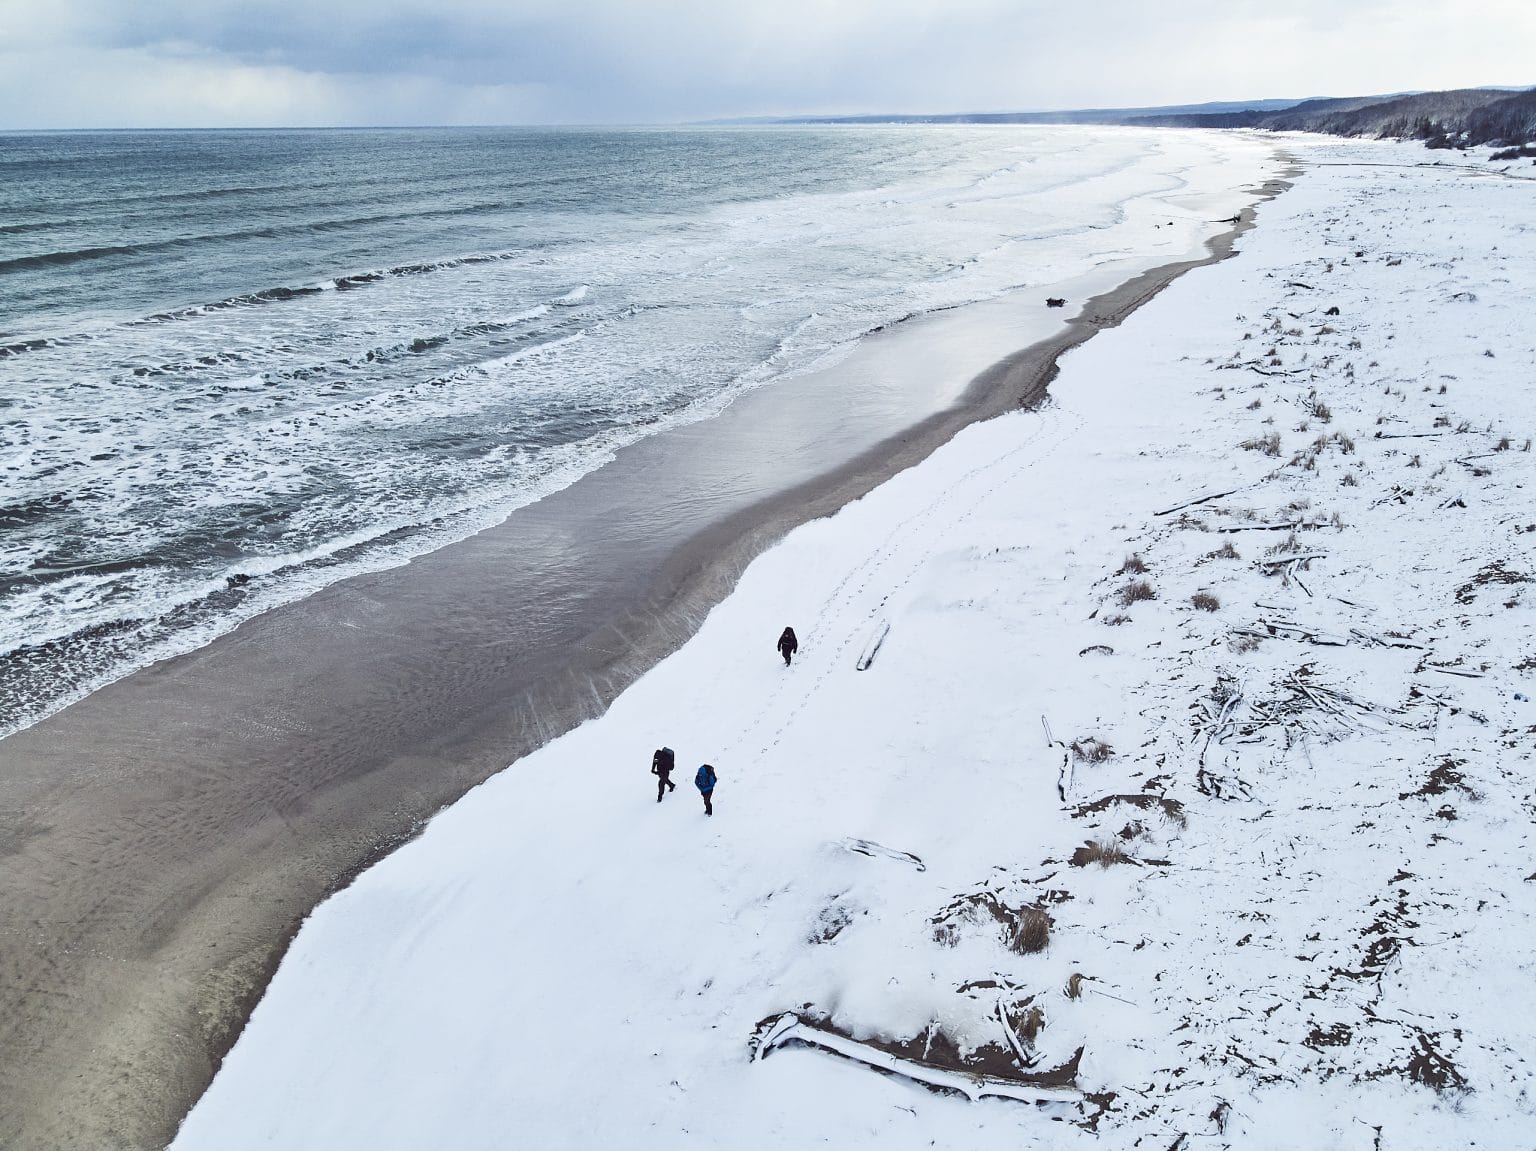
top-left (172, 137), bottom-right (1536, 1150)
top-left (1, 128), bottom-right (1283, 1151)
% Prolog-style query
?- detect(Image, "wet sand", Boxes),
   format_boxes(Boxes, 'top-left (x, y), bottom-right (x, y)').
top-left (0, 171), bottom-right (1289, 1151)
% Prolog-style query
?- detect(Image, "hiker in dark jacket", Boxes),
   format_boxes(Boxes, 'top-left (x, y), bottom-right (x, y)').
top-left (651, 747), bottom-right (676, 803)
top-left (777, 625), bottom-right (799, 666)
top-left (695, 763), bottom-right (718, 816)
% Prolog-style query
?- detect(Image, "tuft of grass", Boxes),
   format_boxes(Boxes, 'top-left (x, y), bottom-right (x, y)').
top-left (1071, 840), bottom-right (1131, 867)
top-left (1341, 471), bottom-right (1358, 487)
top-left (1246, 398), bottom-right (1263, 410)
top-left (1267, 531), bottom-right (1302, 556)
top-left (1070, 737), bottom-right (1115, 764)
top-left (1118, 552), bottom-right (1148, 575)
top-left (1229, 633), bottom-right (1262, 654)
top-left (1210, 672), bottom-right (1241, 706)
top-left (1207, 540), bottom-right (1241, 561)
top-left (1118, 579), bottom-right (1156, 606)
top-left (1065, 973), bottom-right (1087, 1000)
top-left (1100, 613), bottom-right (1131, 626)
top-left (1407, 454), bottom-right (1422, 468)
top-left (1334, 431), bottom-right (1355, 454)
top-left (934, 891), bottom-right (1054, 956)
top-left (1191, 591), bottom-right (1221, 612)
top-left (1007, 907), bottom-right (1053, 956)
top-left (1496, 436), bottom-right (1512, 451)
top-left (1241, 431), bottom-right (1282, 457)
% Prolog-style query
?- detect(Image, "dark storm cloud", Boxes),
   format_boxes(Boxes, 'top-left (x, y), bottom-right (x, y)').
top-left (61, 1), bottom-right (550, 79)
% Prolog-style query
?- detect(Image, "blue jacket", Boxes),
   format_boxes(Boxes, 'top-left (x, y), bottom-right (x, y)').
top-left (695, 764), bottom-right (717, 792)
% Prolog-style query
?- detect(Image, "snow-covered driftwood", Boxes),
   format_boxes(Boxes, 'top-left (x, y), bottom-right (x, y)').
top-left (1348, 627), bottom-right (1426, 650)
top-left (1239, 617), bottom-right (1348, 646)
top-left (1153, 485), bottom-right (1251, 516)
top-left (839, 837), bottom-right (926, 871)
top-left (1255, 553), bottom-right (1327, 568)
top-left (750, 1012), bottom-right (1083, 1103)
top-left (855, 619), bottom-right (890, 671)
top-left (1215, 520), bottom-right (1326, 533)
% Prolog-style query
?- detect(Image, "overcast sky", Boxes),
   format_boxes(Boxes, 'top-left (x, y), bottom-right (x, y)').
top-left (1, 0), bottom-right (1532, 129)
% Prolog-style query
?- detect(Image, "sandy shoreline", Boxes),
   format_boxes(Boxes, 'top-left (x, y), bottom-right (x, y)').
top-left (0, 163), bottom-right (1288, 1151)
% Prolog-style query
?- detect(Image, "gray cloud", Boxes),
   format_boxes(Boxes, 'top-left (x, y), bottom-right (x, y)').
top-left (0, 0), bottom-right (1531, 128)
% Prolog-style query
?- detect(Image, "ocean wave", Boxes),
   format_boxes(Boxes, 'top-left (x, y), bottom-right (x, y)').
top-left (0, 219), bottom-right (82, 236)
top-left (131, 251), bottom-right (529, 327)
top-left (1, 205), bottom-right (516, 280)
top-left (349, 306), bottom-right (556, 367)
top-left (0, 243), bottom-right (143, 274)
top-left (1, 336), bottom-right (56, 357)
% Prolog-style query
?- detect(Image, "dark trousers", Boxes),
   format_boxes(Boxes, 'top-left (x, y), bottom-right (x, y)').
top-left (700, 788), bottom-right (714, 815)
top-left (656, 773), bottom-right (675, 801)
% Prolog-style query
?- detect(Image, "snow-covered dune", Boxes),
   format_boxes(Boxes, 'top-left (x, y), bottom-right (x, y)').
top-left (173, 138), bottom-right (1536, 1150)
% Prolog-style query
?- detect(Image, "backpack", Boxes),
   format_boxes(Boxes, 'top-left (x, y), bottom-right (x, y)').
top-left (653, 747), bottom-right (674, 774)
top-left (695, 764), bottom-right (716, 790)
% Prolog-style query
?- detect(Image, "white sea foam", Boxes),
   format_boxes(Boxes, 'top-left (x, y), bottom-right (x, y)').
top-left (0, 126), bottom-right (1276, 734)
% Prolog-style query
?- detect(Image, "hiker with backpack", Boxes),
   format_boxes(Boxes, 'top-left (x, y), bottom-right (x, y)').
top-left (651, 747), bottom-right (677, 803)
top-left (777, 625), bottom-right (799, 667)
top-left (695, 763), bottom-right (718, 816)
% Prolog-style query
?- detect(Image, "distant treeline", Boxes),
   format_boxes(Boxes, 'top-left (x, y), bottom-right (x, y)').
top-left (777, 86), bottom-right (1536, 150)
top-left (1130, 87), bottom-right (1536, 149)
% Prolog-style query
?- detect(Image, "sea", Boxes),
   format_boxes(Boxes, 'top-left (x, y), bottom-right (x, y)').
top-left (0, 125), bottom-right (1268, 735)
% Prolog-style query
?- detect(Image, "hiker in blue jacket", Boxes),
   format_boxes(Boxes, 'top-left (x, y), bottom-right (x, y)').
top-left (695, 763), bottom-right (718, 816)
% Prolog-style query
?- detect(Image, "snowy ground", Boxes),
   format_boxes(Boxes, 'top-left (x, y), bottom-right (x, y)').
top-left (173, 137), bottom-right (1536, 1150)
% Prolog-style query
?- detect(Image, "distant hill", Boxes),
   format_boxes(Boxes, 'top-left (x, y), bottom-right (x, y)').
top-left (764, 86), bottom-right (1536, 148)
top-left (753, 98), bottom-right (1310, 127)
top-left (1131, 87), bottom-right (1536, 148)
